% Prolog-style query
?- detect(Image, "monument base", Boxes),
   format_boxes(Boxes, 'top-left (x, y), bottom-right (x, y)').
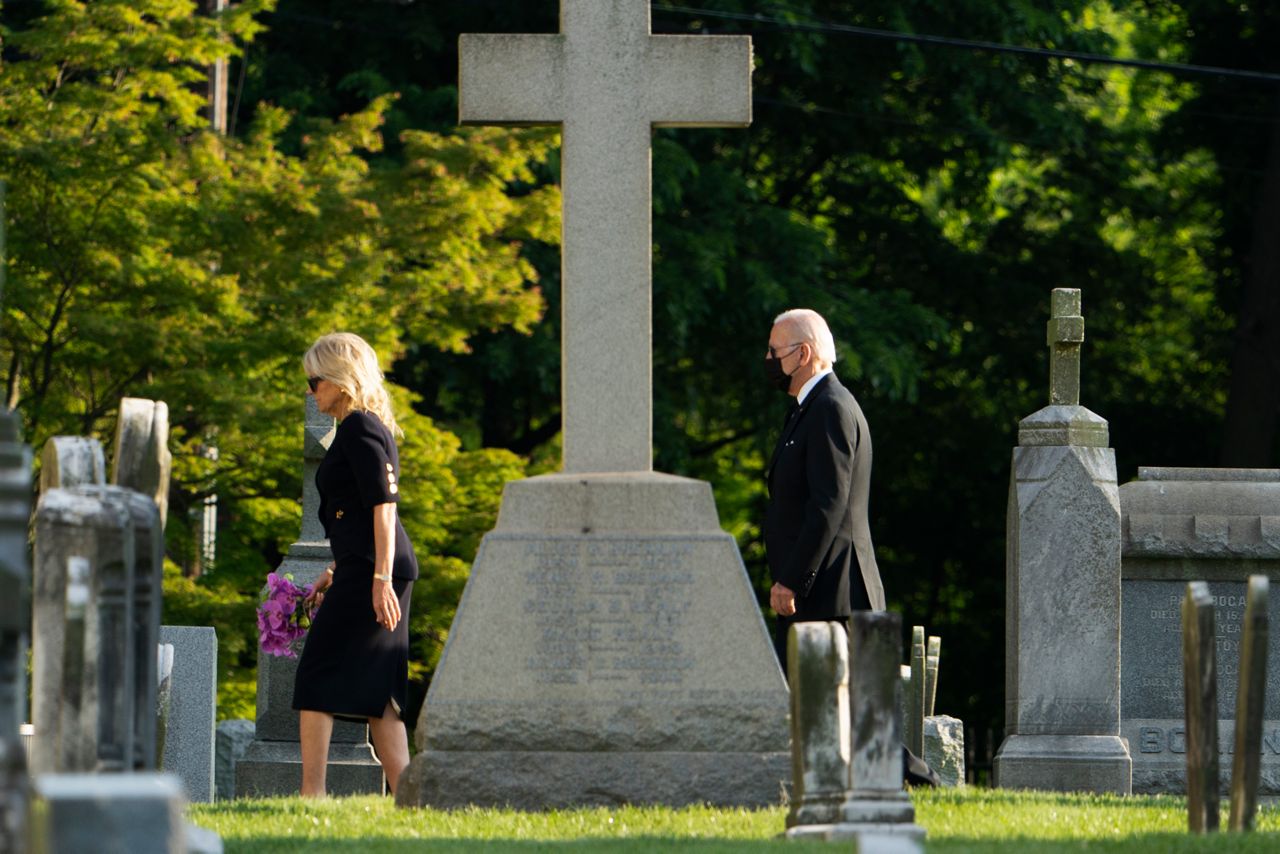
top-left (234, 739), bottom-right (383, 798)
top-left (397, 750), bottom-right (788, 809)
top-left (784, 821), bottom-right (926, 852)
top-left (994, 734), bottom-right (1132, 794)
top-left (397, 472), bottom-right (790, 810)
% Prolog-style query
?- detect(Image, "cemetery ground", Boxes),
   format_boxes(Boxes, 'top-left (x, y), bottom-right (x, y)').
top-left (191, 787), bottom-right (1280, 852)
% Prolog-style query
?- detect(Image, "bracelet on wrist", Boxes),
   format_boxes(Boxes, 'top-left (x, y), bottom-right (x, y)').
top-left (373, 573), bottom-right (392, 583)
top-left (324, 566), bottom-right (334, 575)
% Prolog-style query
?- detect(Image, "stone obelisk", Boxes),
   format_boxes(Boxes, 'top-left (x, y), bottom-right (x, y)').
top-left (994, 288), bottom-right (1132, 793)
top-left (396, 0), bottom-right (789, 809)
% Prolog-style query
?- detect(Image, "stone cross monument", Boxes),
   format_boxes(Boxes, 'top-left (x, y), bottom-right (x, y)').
top-left (994, 288), bottom-right (1132, 793)
top-left (457, 0), bottom-right (751, 474)
top-left (398, 0), bottom-right (789, 809)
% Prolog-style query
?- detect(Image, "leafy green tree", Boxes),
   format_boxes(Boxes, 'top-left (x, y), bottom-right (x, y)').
top-left (0, 0), bottom-right (559, 718)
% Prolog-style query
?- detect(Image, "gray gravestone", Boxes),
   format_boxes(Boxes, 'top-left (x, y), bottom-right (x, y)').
top-left (925, 635), bottom-right (940, 717)
top-left (111, 398), bottom-right (172, 528)
top-left (213, 719), bottom-right (254, 801)
top-left (39, 436), bottom-right (106, 491)
top-left (75, 484), bottom-right (163, 771)
top-left (994, 288), bottom-right (1132, 794)
top-left (29, 773), bottom-right (185, 854)
top-left (924, 715), bottom-right (966, 787)
top-left (1120, 467), bottom-right (1280, 795)
top-left (1229, 576), bottom-right (1268, 831)
top-left (0, 410), bottom-right (32, 854)
top-left (159, 627), bottom-right (217, 803)
top-left (907, 626), bottom-right (925, 758)
top-left (786, 621), bottom-right (850, 829)
top-left (1183, 582), bottom-right (1219, 833)
top-left (235, 396), bottom-right (382, 797)
top-left (789, 612), bottom-right (925, 849)
top-left (30, 488), bottom-right (136, 774)
top-left (156, 644), bottom-right (174, 766)
top-left (397, 1), bottom-right (783, 809)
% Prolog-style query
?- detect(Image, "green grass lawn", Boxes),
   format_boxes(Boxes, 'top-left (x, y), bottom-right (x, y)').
top-left (190, 787), bottom-right (1280, 852)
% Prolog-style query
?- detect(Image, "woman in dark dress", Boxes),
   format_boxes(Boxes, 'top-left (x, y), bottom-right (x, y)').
top-left (292, 332), bottom-right (419, 797)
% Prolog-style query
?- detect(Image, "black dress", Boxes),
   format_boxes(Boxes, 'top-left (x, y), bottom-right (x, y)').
top-left (292, 410), bottom-right (419, 721)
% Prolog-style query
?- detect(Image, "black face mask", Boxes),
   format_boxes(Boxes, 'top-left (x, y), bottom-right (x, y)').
top-left (764, 356), bottom-right (793, 394)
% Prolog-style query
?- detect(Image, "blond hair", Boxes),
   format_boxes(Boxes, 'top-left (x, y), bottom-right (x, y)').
top-left (303, 333), bottom-right (401, 436)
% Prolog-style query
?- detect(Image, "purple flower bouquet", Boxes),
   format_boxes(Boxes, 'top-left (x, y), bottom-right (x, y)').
top-left (257, 571), bottom-right (315, 658)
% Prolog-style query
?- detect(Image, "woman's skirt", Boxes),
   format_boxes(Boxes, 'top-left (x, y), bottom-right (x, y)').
top-left (292, 558), bottom-right (413, 721)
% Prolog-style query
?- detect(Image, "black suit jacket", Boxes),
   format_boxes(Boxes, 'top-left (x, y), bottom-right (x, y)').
top-left (765, 373), bottom-right (885, 617)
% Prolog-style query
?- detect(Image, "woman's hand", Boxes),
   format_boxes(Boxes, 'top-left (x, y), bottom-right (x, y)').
top-left (304, 564), bottom-right (334, 612)
top-left (372, 578), bottom-right (400, 631)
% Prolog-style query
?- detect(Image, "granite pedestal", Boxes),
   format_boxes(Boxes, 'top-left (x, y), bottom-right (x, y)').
top-left (397, 473), bottom-right (789, 809)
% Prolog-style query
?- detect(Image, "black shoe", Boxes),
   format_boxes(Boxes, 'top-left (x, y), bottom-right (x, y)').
top-left (903, 745), bottom-right (941, 787)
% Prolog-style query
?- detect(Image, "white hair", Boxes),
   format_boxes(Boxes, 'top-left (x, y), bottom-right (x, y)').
top-left (773, 308), bottom-right (837, 366)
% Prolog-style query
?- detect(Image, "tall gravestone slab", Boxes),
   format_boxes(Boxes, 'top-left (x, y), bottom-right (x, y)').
top-left (111, 398), bottom-right (172, 528)
top-left (994, 289), bottom-right (1132, 794)
top-left (397, 0), bottom-right (781, 809)
top-left (30, 487), bottom-right (137, 774)
top-left (158, 627), bottom-right (217, 803)
top-left (0, 410), bottom-right (32, 854)
top-left (1120, 467), bottom-right (1280, 794)
top-left (235, 396), bottom-right (383, 797)
top-left (75, 485), bottom-right (164, 771)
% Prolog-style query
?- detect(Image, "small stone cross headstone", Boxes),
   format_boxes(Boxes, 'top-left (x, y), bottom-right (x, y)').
top-left (785, 621), bottom-right (850, 829)
top-left (1182, 581), bottom-right (1218, 833)
top-left (1048, 288), bottom-right (1085, 406)
top-left (1228, 575), bottom-right (1268, 832)
top-left (458, 0), bottom-right (751, 473)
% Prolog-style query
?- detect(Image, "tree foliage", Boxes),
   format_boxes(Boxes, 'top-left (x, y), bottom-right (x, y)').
top-left (0, 0), bottom-right (559, 716)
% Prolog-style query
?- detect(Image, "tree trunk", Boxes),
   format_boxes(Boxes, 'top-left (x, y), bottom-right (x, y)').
top-left (1221, 94), bottom-right (1280, 467)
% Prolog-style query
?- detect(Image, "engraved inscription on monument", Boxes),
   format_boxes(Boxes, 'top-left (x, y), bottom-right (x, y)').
top-left (525, 540), bottom-right (695, 691)
top-left (1122, 579), bottom-right (1280, 791)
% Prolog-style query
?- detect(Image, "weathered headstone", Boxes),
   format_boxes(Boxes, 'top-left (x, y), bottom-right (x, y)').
top-left (29, 773), bottom-right (186, 854)
top-left (925, 635), bottom-right (941, 717)
top-left (907, 626), bottom-right (926, 758)
top-left (786, 613), bottom-right (925, 849)
top-left (1183, 581), bottom-right (1218, 833)
top-left (1119, 467), bottom-right (1280, 795)
top-left (213, 719), bottom-right (254, 801)
top-left (1229, 576), bottom-right (1268, 831)
top-left (994, 288), bottom-right (1132, 794)
top-left (0, 410), bottom-right (32, 854)
top-left (111, 398), bottom-right (172, 528)
top-left (76, 484), bottom-right (164, 771)
top-left (159, 627), bottom-right (217, 803)
top-left (39, 436), bottom-right (106, 491)
top-left (786, 622), bottom-right (850, 830)
top-left (30, 488), bottom-right (136, 774)
top-left (398, 1), bottom-right (782, 809)
top-left (235, 396), bottom-right (382, 797)
top-left (924, 715), bottom-right (966, 787)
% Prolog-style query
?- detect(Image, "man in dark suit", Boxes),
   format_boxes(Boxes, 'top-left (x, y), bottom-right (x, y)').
top-left (763, 308), bottom-right (886, 669)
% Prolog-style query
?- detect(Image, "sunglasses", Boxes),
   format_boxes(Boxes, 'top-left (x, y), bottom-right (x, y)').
top-left (307, 376), bottom-right (323, 392)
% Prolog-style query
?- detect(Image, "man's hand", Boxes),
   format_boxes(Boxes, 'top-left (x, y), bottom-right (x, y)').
top-left (770, 582), bottom-right (797, 616)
